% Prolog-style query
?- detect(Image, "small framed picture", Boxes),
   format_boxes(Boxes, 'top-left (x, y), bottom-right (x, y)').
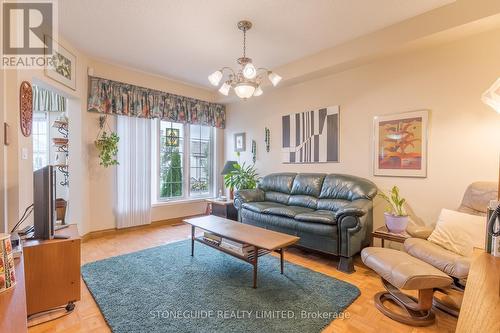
top-left (373, 110), bottom-right (429, 177)
top-left (234, 132), bottom-right (246, 152)
top-left (44, 36), bottom-right (77, 90)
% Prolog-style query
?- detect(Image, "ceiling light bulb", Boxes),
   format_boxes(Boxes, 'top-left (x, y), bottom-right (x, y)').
top-left (482, 77), bottom-right (500, 114)
top-left (243, 63), bottom-right (257, 79)
top-left (208, 70), bottom-right (223, 86)
top-left (218, 82), bottom-right (231, 96)
top-left (253, 86), bottom-right (263, 97)
top-left (234, 82), bottom-right (257, 99)
top-left (268, 72), bottom-right (282, 86)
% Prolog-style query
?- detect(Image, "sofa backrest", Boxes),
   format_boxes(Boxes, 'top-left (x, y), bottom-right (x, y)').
top-left (289, 173), bottom-right (326, 209)
top-left (316, 174), bottom-right (377, 211)
top-left (257, 172), bottom-right (377, 211)
top-left (258, 173), bottom-right (297, 204)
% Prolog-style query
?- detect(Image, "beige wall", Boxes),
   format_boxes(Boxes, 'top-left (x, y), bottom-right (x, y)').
top-left (225, 28), bottom-right (500, 229)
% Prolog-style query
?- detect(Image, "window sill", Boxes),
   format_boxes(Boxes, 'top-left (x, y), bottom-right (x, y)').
top-left (151, 197), bottom-right (211, 207)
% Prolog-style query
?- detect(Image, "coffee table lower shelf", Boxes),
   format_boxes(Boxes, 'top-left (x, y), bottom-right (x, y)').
top-left (191, 231), bottom-right (284, 288)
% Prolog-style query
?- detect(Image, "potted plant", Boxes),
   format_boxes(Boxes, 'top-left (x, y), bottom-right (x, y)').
top-left (224, 162), bottom-right (259, 198)
top-left (378, 186), bottom-right (409, 234)
top-left (95, 131), bottom-right (120, 167)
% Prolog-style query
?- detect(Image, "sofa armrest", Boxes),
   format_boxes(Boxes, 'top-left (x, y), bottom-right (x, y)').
top-left (336, 199), bottom-right (374, 263)
top-left (234, 188), bottom-right (265, 210)
top-left (335, 199), bottom-right (371, 219)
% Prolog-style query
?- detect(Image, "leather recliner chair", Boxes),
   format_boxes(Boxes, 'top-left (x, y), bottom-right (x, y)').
top-left (404, 181), bottom-right (498, 315)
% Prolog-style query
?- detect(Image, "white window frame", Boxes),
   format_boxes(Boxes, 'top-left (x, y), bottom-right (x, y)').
top-left (153, 119), bottom-right (216, 203)
top-left (32, 111), bottom-right (50, 170)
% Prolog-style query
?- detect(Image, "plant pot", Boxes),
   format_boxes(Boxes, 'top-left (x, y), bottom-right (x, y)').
top-left (384, 213), bottom-right (409, 234)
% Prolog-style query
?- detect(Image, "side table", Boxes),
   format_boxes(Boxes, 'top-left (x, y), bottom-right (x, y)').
top-left (205, 199), bottom-right (238, 221)
top-left (372, 226), bottom-right (411, 248)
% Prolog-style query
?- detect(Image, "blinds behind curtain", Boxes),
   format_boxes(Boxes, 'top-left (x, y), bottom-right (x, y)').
top-left (115, 116), bottom-right (152, 228)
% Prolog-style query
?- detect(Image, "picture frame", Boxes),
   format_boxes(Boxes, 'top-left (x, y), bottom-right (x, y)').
top-left (373, 110), bottom-right (429, 177)
top-left (44, 36), bottom-right (77, 90)
top-left (281, 105), bottom-right (340, 164)
top-left (234, 132), bottom-right (246, 152)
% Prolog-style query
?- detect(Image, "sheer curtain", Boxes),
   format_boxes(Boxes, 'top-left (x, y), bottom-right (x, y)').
top-left (115, 116), bottom-right (151, 229)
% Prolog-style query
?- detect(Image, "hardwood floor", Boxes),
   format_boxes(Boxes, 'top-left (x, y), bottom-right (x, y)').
top-left (28, 222), bottom-right (457, 333)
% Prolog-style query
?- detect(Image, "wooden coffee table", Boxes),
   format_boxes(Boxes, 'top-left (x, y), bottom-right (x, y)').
top-left (184, 215), bottom-right (299, 288)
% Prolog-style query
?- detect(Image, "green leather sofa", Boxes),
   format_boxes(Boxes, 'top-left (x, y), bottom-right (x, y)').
top-left (234, 173), bottom-right (377, 273)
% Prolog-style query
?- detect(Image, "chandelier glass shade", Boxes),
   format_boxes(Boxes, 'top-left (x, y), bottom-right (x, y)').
top-left (208, 20), bottom-right (282, 99)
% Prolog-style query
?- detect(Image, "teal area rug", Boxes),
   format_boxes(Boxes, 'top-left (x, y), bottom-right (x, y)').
top-left (82, 240), bottom-right (360, 333)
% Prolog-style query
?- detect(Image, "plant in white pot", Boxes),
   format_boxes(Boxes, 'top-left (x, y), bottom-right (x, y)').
top-left (378, 186), bottom-right (409, 234)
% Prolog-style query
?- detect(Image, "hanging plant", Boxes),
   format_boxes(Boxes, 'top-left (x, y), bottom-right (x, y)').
top-left (265, 127), bottom-right (270, 152)
top-left (95, 116), bottom-right (120, 167)
top-left (251, 140), bottom-right (257, 163)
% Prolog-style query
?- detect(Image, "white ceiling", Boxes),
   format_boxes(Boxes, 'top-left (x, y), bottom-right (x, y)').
top-left (59, 0), bottom-right (455, 89)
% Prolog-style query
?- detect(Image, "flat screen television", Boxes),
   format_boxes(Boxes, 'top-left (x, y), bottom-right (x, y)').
top-left (33, 165), bottom-right (56, 239)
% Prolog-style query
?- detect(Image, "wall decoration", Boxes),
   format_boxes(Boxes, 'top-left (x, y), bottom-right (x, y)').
top-left (281, 105), bottom-right (339, 163)
top-left (88, 76), bottom-right (226, 129)
top-left (251, 140), bottom-right (257, 163)
top-left (234, 132), bottom-right (246, 152)
top-left (20, 81), bottom-right (33, 137)
top-left (44, 36), bottom-right (77, 90)
top-left (373, 110), bottom-right (428, 177)
top-left (265, 127), bottom-right (270, 152)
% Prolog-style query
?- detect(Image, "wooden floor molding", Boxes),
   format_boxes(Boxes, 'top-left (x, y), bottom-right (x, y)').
top-left (81, 215), bottom-right (201, 242)
top-left (29, 221), bottom-right (457, 333)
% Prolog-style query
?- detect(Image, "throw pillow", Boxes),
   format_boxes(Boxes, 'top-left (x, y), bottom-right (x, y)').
top-left (427, 208), bottom-right (486, 257)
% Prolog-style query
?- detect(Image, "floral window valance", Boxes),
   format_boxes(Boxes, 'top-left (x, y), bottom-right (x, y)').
top-left (32, 85), bottom-right (67, 112)
top-left (87, 76), bottom-right (226, 129)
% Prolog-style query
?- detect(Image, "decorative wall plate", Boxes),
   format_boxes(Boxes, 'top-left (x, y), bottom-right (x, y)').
top-left (20, 81), bottom-right (33, 137)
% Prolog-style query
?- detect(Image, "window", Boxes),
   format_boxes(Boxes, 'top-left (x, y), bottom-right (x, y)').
top-left (157, 121), bottom-right (214, 201)
top-left (33, 112), bottom-right (49, 170)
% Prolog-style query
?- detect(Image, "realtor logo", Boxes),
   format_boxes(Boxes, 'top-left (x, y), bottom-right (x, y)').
top-left (2, 2), bottom-right (53, 55)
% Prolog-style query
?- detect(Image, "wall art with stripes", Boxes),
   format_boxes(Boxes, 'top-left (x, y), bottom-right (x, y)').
top-left (281, 106), bottom-right (339, 164)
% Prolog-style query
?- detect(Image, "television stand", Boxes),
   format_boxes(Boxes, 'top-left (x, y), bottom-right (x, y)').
top-left (54, 224), bottom-right (69, 231)
top-left (22, 224), bottom-right (80, 316)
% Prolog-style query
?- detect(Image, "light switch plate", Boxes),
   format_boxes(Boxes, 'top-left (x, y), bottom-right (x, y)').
top-left (21, 147), bottom-right (28, 160)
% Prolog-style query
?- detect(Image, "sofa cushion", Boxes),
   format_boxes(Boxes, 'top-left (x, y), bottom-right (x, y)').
top-left (242, 202), bottom-right (285, 214)
top-left (319, 174), bottom-right (377, 201)
top-left (317, 198), bottom-right (350, 212)
top-left (264, 191), bottom-right (290, 205)
top-left (288, 195), bottom-right (318, 209)
top-left (263, 205), bottom-right (314, 218)
top-left (295, 210), bottom-right (337, 225)
top-left (258, 173), bottom-right (297, 194)
top-left (291, 173), bottom-right (326, 197)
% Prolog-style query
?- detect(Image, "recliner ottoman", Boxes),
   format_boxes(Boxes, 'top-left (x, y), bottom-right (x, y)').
top-left (361, 247), bottom-right (452, 326)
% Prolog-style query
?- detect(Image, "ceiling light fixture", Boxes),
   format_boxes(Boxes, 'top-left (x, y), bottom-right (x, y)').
top-left (208, 20), bottom-right (282, 99)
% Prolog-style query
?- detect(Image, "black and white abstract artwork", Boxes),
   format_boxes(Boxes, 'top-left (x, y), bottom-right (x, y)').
top-left (281, 106), bottom-right (339, 163)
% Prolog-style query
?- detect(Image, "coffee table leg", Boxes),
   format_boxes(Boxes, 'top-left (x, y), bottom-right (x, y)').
top-left (191, 226), bottom-right (195, 256)
top-left (253, 246), bottom-right (258, 288)
top-left (280, 248), bottom-right (284, 274)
